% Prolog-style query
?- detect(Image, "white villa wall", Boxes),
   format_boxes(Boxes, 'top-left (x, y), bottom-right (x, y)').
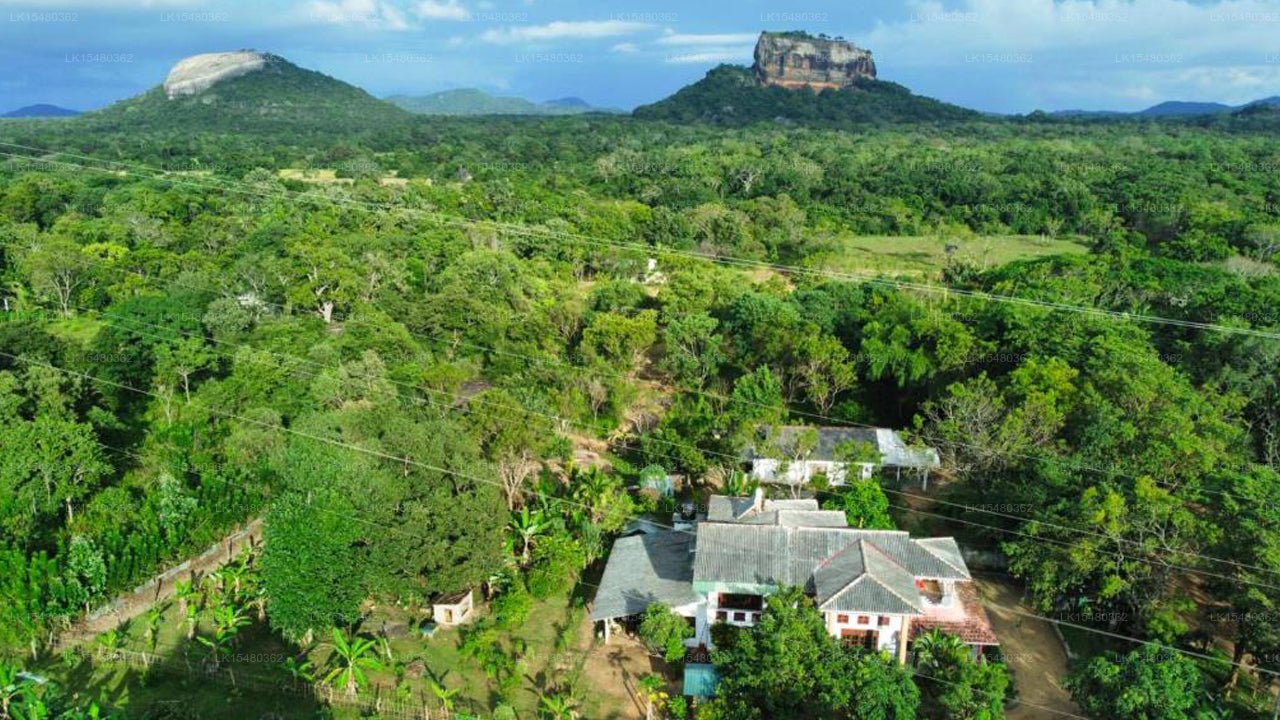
top-left (750, 459), bottom-right (874, 486)
top-left (825, 611), bottom-right (905, 653)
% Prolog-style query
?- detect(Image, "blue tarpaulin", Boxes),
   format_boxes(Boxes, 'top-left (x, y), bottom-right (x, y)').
top-left (683, 663), bottom-right (719, 697)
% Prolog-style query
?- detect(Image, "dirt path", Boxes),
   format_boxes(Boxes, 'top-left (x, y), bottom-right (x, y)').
top-left (974, 576), bottom-right (1080, 720)
top-left (578, 620), bottom-right (662, 720)
top-left (56, 517), bottom-right (264, 651)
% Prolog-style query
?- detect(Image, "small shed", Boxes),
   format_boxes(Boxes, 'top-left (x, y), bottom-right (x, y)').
top-left (432, 589), bottom-right (476, 626)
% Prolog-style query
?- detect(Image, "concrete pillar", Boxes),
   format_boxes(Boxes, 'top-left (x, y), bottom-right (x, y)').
top-left (603, 619), bottom-right (611, 644)
top-left (897, 617), bottom-right (911, 666)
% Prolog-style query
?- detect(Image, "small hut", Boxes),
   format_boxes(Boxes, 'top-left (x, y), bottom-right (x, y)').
top-left (432, 589), bottom-right (476, 626)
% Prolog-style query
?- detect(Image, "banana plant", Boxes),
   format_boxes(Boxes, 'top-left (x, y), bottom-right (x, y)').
top-left (144, 605), bottom-right (166, 651)
top-left (196, 606), bottom-right (249, 669)
top-left (429, 679), bottom-right (460, 715)
top-left (324, 628), bottom-right (381, 698)
top-left (509, 506), bottom-right (549, 565)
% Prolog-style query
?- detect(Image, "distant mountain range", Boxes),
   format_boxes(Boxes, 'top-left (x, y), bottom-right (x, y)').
top-left (8, 43), bottom-right (1279, 137)
top-left (2, 104), bottom-right (80, 118)
top-left (387, 88), bottom-right (619, 116)
top-left (1051, 96), bottom-right (1280, 118)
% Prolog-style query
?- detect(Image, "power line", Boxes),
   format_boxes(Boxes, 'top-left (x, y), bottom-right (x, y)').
top-left (0, 143), bottom-right (1271, 513)
top-left (0, 150), bottom-right (1271, 522)
top-left (3, 142), bottom-right (1279, 342)
top-left (4, 148), bottom-right (1279, 679)
top-left (12, 349), bottom-right (1274, 687)
top-left (65, 299), bottom-right (1280, 588)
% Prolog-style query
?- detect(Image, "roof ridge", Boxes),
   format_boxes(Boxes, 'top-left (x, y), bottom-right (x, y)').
top-left (817, 537), bottom-right (866, 569)
top-left (860, 542), bottom-right (924, 612)
top-left (862, 539), bottom-right (913, 575)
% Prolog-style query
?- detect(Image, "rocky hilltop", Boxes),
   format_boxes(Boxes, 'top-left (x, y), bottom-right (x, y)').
top-left (752, 31), bottom-right (875, 91)
top-left (163, 50), bottom-right (268, 98)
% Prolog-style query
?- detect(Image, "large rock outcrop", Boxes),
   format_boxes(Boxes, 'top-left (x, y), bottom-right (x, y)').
top-left (752, 32), bottom-right (875, 91)
top-left (163, 51), bottom-right (268, 98)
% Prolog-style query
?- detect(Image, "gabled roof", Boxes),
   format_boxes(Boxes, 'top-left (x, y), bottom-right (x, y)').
top-left (592, 530), bottom-right (700, 621)
top-left (815, 541), bottom-right (922, 615)
top-left (692, 524), bottom-right (971, 616)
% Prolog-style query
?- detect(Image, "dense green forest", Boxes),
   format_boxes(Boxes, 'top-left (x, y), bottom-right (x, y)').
top-left (2, 109), bottom-right (1280, 718)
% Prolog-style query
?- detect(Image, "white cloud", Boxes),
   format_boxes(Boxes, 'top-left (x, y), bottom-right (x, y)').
top-left (480, 19), bottom-right (652, 44)
top-left (611, 42), bottom-right (639, 53)
top-left (665, 49), bottom-right (752, 64)
top-left (415, 0), bottom-right (469, 21)
top-left (862, 0), bottom-right (1280, 107)
top-left (867, 0), bottom-right (1280, 63)
top-left (655, 32), bottom-right (759, 46)
top-left (446, 35), bottom-right (465, 47)
top-left (303, 0), bottom-right (411, 30)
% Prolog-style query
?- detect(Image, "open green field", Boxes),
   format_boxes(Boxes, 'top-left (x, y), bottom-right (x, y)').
top-left (807, 235), bottom-right (1090, 277)
top-left (40, 588), bottom-right (629, 720)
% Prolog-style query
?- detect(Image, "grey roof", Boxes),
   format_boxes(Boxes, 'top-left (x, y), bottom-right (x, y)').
top-left (748, 426), bottom-right (941, 468)
top-left (815, 541), bottom-right (922, 614)
top-left (706, 495), bottom-right (847, 527)
top-left (693, 524), bottom-right (971, 609)
top-left (592, 530), bottom-right (700, 621)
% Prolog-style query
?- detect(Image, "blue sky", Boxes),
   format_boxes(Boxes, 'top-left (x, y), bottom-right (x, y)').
top-left (2, 0), bottom-right (1280, 113)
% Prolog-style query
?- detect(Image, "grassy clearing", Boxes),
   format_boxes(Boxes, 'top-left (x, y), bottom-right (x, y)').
top-left (807, 234), bottom-right (1089, 278)
top-left (40, 587), bottom-right (614, 719)
top-left (47, 315), bottom-right (103, 345)
top-left (277, 168), bottom-right (352, 185)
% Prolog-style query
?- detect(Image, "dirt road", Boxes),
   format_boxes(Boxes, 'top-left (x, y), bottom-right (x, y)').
top-left (974, 576), bottom-right (1080, 720)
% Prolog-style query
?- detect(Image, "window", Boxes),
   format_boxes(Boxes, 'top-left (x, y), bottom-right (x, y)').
top-left (734, 612), bottom-right (747, 622)
top-left (716, 611), bottom-right (727, 622)
top-left (837, 614), bottom-right (849, 624)
top-left (857, 616), bottom-right (870, 625)
top-left (878, 616), bottom-right (891, 627)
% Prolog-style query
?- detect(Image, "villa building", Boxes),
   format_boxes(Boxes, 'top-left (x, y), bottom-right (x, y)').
top-left (591, 490), bottom-right (998, 694)
top-left (744, 425), bottom-right (942, 487)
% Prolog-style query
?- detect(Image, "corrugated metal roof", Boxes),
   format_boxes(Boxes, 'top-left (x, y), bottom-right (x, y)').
top-left (706, 495), bottom-right (846, 527)
top-left (591, 530), bottom-right (700, 621)
top-left (693, 525), bottom-right (971, 594)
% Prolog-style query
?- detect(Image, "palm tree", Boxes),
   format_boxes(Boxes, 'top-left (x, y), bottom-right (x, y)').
top-left (324, 628), bottom-right (382, 698)
top-left (912, 629), bottom-right (968, 675)
top-left (572, 467), bottom-right (613, 523)
top-left (509, 506), bottom-right (548, 565)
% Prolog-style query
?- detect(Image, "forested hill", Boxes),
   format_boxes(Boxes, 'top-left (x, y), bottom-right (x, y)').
top-left (633, 65), bottom-right (981, 127)
top-left (83, 53), bottom-right (411, 136)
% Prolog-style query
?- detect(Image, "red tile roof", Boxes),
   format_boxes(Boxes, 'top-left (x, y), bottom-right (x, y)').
top-left (909, 582), bottom-right (999, 645)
